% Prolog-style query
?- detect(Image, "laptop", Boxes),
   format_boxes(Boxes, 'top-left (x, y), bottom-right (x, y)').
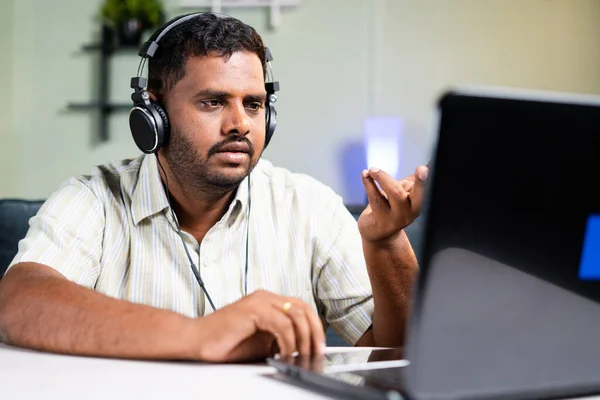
top-left (268, 86), bottom-right (600, 400)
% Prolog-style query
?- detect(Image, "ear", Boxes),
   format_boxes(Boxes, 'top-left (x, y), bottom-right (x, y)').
top-left (148, 91), bottom-right (159, 102)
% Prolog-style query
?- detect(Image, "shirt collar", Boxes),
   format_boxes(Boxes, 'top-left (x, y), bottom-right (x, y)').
top-left (225, 173), bottom-right (251, 223)
top-left (131, 154), bottom-right (170, 225)
top-left (131, 154), bottom-right (253, 225)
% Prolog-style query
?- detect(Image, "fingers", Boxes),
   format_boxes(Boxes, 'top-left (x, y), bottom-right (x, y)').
top-left (361, 169), bottom-right (388, 210)
top-left (250, 292), bottom-right (325, 358)
top-left (207, 291), bottom-right (326, 363)
top-left (363, 166), bottom-right (428, 214)
top-left (277, 298), bottom-right (325, 357)
top-left (304, 303), bottom-right (326, 355)
top-left (262, 307), bottom-right (297, 356)
top-left (408, 165), bottom-right (429, 215)
top-left (364, 168), bottom-right (408, 213)
top-left (365, 168), bottom-right (402, 200)
top-left (400, 179), bottom-right (414, 193)
top-left (276, 300), bottom-right (311, 356)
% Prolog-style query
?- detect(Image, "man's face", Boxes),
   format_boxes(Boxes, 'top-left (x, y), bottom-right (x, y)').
top-left (162, 51), bottom-right (267, 193)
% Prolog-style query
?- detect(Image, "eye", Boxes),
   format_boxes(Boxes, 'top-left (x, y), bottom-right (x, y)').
top-left (202, 99), bottom-right (223, 108)
top-left (246, 102), bottom-right (263, 111)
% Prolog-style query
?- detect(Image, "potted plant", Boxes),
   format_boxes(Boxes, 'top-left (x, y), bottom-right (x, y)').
top-left (100, 0), bottom-right (166, 47)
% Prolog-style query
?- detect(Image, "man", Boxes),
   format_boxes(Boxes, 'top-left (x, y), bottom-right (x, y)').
top-left (0, 13), bottom-right (428, 362)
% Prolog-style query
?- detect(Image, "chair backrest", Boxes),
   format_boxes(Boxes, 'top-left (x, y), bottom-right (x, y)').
top-left (0, 199), bottom-right (45, 276)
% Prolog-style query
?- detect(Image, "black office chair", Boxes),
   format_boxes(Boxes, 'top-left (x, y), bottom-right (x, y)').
top-left (0, 199), bottom-right (45, 277)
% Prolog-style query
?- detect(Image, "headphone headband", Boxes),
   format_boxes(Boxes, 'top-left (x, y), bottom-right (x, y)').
top-left (139, 12), bottom-right (228, 59)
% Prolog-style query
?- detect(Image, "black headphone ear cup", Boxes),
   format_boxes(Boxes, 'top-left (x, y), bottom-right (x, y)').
top-left (129, 100), bottom-right (170, 154)
top-left (264, 95), bottom-right (277, 148)
top-left (152, 103), bottom-right (170, 148)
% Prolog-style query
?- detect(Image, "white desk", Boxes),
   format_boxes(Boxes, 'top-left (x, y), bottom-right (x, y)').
top-left (0, 343), bottom-right (354, 400)
top-left (1, 343), bottom-right (599, 400)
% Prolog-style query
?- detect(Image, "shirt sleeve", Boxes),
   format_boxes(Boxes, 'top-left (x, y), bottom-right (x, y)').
top-left (312, 193), bottom-right (374, 346)
top-left (7, 178), bottom-right (105, 288)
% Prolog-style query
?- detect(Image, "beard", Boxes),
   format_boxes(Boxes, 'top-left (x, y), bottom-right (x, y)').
top-left (163, 128), bottom-right (258, 194)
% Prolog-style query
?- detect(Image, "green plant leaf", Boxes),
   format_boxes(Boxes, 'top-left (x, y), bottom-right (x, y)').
top-left (99, 0), bottom-right (165, 29)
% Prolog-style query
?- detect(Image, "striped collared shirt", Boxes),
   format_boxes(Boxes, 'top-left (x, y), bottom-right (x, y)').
top-left (9, 154), bottom-right (374, 344)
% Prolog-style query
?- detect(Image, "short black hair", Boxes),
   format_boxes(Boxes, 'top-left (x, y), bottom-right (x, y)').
top-left (147, 13), bottom-right (267, 99)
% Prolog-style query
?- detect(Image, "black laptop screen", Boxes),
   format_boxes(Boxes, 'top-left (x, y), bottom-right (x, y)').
top-left (422, 91), bottom-right (600, 303)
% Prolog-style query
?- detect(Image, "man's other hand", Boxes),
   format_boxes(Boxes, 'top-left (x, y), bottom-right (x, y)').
top-left (358, 165), bottom-right (429, 244)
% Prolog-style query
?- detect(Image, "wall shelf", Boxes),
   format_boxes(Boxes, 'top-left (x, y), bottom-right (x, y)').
top-left (66, 26), bottom-right (137, 142)
top-left (179, 0), bottom-right (301, 29)
top-left (67, 102), bottom-right (131, 111)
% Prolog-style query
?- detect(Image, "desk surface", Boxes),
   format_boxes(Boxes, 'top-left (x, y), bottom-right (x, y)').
top-left (1, 343), bottom-right (599, 400)
top-left (0, 343), bottom-right (351, 400)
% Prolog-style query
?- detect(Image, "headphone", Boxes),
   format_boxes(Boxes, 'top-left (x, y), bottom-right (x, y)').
top-left (129, 12), bottom-right (280, 154)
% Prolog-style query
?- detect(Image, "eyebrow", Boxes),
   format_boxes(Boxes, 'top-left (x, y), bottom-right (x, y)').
top-left (193, 89), bottom-right (267, 103)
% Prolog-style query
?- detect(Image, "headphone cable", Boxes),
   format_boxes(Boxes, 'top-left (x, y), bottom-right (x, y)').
top-left (244, 176), bottom-right (251, 296)
top-left (156, 154), bottom-right (217, 312)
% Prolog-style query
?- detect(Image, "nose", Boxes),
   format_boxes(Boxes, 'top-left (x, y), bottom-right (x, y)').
top-left (222, 102), bottom-right (251, 137)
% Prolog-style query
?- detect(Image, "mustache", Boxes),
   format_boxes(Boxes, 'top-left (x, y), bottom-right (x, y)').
top-left (207, 136), bottom-right (255, 158)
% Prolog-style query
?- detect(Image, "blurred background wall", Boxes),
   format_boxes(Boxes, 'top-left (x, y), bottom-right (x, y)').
top-left (2, 0), bottom-right (600, 202)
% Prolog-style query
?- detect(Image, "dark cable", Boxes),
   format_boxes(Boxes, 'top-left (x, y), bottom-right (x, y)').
top-left (244, 176), bottom-right (251, 296)
top-left (156, 154), bottom-right (217, 312)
